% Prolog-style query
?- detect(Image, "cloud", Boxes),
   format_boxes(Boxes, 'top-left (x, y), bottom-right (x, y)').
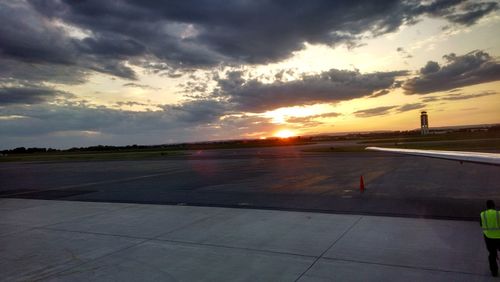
top-left (164, 99), bottom-right (228, 123)
top-left (218, 115), bottom-right (275, 133)
top-left (396, 47), bottom-right (413, 59)
top-left (0, 85), bottom-right (73, 105)
top-left (444, 1), bottom-right (498, 26)
top-left (0, 98), bottom-right (227, 137)
top-left (0, 2), bottom-right (77, 65)
top-left (397, 103), bottom-right (426, 112)
top-left (123, 83), bottom-right (160, 90)
top-left (353, 106), bottom-right (396, 118)
top-left (2, 0), bottom-right (492, 73)
top-left (214, 69), bottom-right (406, 112)
top-left (76, 34), bottom-right (146, 58)
top-left (352, 103), bottom-right (427, 117)
top-left (0, 0), bottom-right (495, 97)
top-left (419, 61), bottom-right (441, 75)
top-left (0, 2), bottom-right (137, 82)
top-left (284, 112), bottom-right (341, 127)
top-left (286, 112), bottom-right (341, 123)
top-left (421, 91), bottom-right (497, 102)
top-left (369, 89), bottom-right (391, 98)
top-left (404, 50), bottom-right (500, 94)
top-left (0, 59), bottom-right (88, 85)
top-left (114, 101), bottom-right (151, 108)
top-left (0, 99), bottom-right (284, 149)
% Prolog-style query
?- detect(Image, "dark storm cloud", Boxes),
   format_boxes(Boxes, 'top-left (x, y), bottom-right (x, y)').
top-left (0, 0), bottom-right (495, 94)
top-left (87, 60), bottom-right (138, 80)
top-left (214, 69), bottom-right (407, 112)
top-left (0, 85), bottom-right (72, 105)
top-left (416, 0), bottom-right (499, 25)
top-left (0, 58), bottom-right (88, 85)
top-left (8, 0), bottom-right (495, 71)
top-left (0, 2), bottom-right (76, 65)
top-left (404, 51), bottom-right (500, 94)
top-left (444, 1), bottom-right (498, 25)
top-left (353, 106), bottom-right (396, 118)
top-left (0, 1), bottom-right (138, 82)
top-left (76, 34), bottom-right (146, 58)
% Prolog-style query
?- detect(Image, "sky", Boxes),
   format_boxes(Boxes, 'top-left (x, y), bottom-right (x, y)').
top-left (1, 0), bottom-right (500, 149)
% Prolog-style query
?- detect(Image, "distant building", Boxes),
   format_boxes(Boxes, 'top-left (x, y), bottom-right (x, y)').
top-left (420, 111), bottom-right (429, 135)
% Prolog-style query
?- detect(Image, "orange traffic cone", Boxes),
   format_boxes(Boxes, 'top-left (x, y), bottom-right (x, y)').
top-left (360, 175), bottom-right (365, 193)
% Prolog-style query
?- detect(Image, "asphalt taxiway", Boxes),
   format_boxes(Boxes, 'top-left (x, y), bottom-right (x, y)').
top-left (1, 145), bottom-right (499, 219)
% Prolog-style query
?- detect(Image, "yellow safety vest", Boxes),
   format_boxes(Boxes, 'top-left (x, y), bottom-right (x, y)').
top-left (481, 209), bottom-right (500, 239)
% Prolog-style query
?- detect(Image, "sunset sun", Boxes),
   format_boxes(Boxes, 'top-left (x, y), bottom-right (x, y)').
top-left (274, 129), bottom-right (296, 138)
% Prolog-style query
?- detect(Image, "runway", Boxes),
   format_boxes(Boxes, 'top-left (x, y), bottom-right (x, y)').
top-left (1, 145), bottom-right (499, 219)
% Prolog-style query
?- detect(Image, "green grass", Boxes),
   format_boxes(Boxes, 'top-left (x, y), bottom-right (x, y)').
top-left (358, 131), bottom-right (500, 144)
top-left (303, 138), bottom-right (500, 153)
top-left (374, 138), bottom-right (500, 151)
top-left (167, 140), bottom-right (315, 150)
top-left (0, 150), bottom-right (188, 162)
top-left (302, 146), bottom-right (368, 153)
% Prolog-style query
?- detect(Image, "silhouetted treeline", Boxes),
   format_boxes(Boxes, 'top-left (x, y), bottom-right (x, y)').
top-left (1, 137), bottom-right (312, 155)
top-left (1, 147), bottom-right (60, 155)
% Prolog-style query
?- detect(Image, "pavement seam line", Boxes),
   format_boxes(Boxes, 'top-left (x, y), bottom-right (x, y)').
top-left (37, 218), bottom-right (318, 260)
top-left (37, 206), bottom-right (225, 241)
top-left (36, 226), bottom-right (150, 240)
top-left (34, 227), bottom-right (318, 260)
top-left (153, 238), bottom-right (317, 259)
top-left (294, 215), bottom-right (363, 282)
top-left (36, 208), bottom-right (225, 281)
top-left (32, 202), bottom-right (137, 230)
top-left (321, 257), bottom-right (490, 277)
top-left (151, 208), bottom-right (228, 239)
top-left (33, 237), bottom-right (151, 282)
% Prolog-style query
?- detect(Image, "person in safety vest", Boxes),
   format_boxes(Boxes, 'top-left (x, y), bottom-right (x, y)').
top-left (481, 200), bottom-right (500, 277)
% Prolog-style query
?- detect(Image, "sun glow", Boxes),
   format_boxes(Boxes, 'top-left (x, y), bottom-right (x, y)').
top-left (263, 104), bottom-right (336, 124)
top-left (274, 129), bottom-right (296, 138)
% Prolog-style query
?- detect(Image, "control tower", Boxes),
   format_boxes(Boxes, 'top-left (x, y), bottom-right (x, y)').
top-left (420, 111), bottom-right (429, 135)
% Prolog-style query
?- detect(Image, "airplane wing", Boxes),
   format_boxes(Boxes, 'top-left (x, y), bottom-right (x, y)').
top-left (366, 146), bottom-right (500, 166)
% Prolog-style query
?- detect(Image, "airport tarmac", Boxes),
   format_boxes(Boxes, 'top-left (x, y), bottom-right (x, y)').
top-left (0, 198), bottom-right (495, 281)
top-left (1, 145), bottom-right (499, 219)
